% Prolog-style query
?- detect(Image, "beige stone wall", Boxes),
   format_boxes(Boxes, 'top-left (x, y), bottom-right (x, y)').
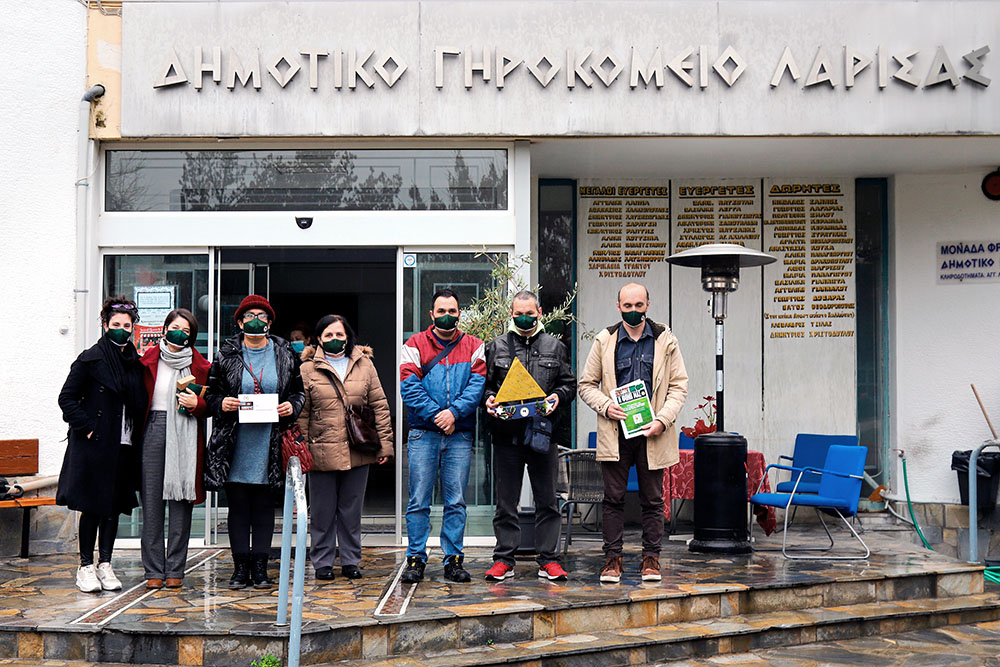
top-left (895, 502), bottom-right (1000, 562)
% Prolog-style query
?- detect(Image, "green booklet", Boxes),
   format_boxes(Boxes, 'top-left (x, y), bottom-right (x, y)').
top-left (613, 380), bottom-right (655, 439)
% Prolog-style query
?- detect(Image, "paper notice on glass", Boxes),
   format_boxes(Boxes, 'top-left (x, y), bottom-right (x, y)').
top-left (612, 381), bottom-right (655, 439)
top-left (237, 393), bottom-right (279, 423)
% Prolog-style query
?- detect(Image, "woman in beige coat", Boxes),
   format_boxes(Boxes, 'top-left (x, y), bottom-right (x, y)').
top-left (297, 314), bottom-right (393, 580)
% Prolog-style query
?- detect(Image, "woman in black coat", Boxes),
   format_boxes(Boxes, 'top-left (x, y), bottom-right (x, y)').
top-left (204, 295), bottom-right (305, 590)
top-left (57, 297), bottom-right (147, 593)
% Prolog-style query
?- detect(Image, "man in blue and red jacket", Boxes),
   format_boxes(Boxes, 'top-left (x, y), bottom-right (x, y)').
top-left (399, 288), bottom-right (486, 584)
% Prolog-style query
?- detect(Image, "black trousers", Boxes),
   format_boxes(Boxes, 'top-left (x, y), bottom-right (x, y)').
top-left (601, 431), bottom-right (665, 558)
top-left (79, 513), bottom-right (118, 566)
top-left (492, 441), bottom-right (561, 566)
top-left (226, 482), bottom-right (275, 556)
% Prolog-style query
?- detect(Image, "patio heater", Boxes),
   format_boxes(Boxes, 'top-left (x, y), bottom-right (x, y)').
top-left (667, 243), bottom-right (776, 554)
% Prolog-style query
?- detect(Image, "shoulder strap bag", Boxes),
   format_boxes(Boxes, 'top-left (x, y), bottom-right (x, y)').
top-left (326, 371), bottom-right (381, 456)
top-left (420, 333), bottom-right (464, 377)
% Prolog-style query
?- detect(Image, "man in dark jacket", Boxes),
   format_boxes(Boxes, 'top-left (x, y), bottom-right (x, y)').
top-left (483, 290), bottom-right (576, 581)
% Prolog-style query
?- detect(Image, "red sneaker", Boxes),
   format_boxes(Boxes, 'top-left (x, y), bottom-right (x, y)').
top-left (484, 561), bottom-right (514, 581)
top-left (537, 562), bottom-right (568, 581)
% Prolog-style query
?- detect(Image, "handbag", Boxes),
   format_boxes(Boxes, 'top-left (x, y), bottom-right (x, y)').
top-left (281, 424), bottom-right (313, 473)
top-left (327, 373), bottom-right (381, 456)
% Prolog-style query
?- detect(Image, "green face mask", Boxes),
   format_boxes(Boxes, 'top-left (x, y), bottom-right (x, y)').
top-left (106, 328), bottom-right (131, 345)
top-left (621, 310), bottom-right (646, 327)
top-left (164, 329), bottom-right (190, 347)
top-left (433, 314), bottom-right (459, 332)
top-left (513, 314), bottom-right (538, 331)
top-left (322, 338), bottom-right (345, 354)
top-left (242, 316), bottom-right (269, 336)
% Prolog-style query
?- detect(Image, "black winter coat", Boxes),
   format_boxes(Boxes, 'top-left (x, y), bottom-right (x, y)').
top-left (204, 335), bottom-right (305, 494)
top-left (483, 330), bottom-right (576, 445)
top-left (57, 341), bottom-right (146, 516)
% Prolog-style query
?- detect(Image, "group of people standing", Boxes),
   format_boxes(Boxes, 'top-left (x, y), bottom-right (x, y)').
top-left (397, 282), bottom-right (687, 585)
top-left (56, 280), bottom-right (687, 593)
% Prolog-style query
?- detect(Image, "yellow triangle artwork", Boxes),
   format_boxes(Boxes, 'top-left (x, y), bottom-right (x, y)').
top-left (494, 357), bottom-right (547, 404)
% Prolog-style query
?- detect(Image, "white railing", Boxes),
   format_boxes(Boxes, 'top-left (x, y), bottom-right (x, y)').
top-left (968, 440), bottom-right (1000, 563)
top-left (275, 456), bottom-right (307, 667)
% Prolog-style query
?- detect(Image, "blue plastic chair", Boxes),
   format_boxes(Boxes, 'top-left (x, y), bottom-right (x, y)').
top-left (588, 431), bottom-right (638, 492)
top-left (775, 434), bottom-right (859, 495)
top-left (679, 433), bottom-right (695, 450)
top-left (750, 445), bottom-right (870, 560)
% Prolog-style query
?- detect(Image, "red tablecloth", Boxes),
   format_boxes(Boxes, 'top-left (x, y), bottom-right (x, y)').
top-left (663, 449), bottom-right (777, 535)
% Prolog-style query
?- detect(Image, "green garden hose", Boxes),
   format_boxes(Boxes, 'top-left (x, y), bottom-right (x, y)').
top-left (901, 456), bottom-right (933, 550)
top-left (898, 451), bottom-right (1000, 584)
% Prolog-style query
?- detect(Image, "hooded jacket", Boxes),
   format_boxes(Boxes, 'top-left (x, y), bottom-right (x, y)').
top-left (203, 334), bottom-right (305, 493)
top-left (296, 344), bottom-right (394, 470)
top-left (578, 320), bottom-right (689, 470)
top-left (399, 326), bottom-right (486, 434)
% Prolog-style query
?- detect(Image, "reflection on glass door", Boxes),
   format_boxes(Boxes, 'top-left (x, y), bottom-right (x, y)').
top-left (401, 252), bottom-right (507, 539)
top-left (102, 253), bottom-right (211, 542)
top-left (208, 257), bottom-right (269, 545)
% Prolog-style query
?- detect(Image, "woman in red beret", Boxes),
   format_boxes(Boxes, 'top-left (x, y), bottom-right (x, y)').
top-left (204, 295), bottom-right (305, 589)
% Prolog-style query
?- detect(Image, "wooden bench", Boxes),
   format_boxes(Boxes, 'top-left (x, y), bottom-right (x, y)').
top-left (1, 439), bottom-right (56, 558)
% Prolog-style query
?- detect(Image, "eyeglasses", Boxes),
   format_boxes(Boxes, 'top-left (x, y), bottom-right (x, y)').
top-left (242, 312), bottom-right (269, 322)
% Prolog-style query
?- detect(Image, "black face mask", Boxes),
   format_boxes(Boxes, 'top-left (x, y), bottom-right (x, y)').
top-left (513, 314), bottom-right (538, 331)
top-left (106, 328), bottom-right (131, 345)
top-left (242, 316), bottom-right (269, 336)
top-left (433, 314), bottom-right (459, 332)
top-left (621, 310), bottom-right (646, 327)
top-left (164, 329), bottom-right (190, 347)
top-left (322, 338), bottom-right (345, 354)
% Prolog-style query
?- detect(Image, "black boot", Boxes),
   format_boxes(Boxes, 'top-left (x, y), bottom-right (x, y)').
top-left (251, 553), bottom-right (273, 589)
top-left (443, 555), bottom-right (471, 583)
top-left (400, 556), bottom-right (425, 584)
top-left (229, 553), bottom-right (250, 590)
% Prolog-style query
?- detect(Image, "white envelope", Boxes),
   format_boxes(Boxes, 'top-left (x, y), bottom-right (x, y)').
top-left (237, 393), bottom-right (279, 423)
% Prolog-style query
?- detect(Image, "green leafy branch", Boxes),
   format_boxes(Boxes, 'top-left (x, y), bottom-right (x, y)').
top-left (459, 248), bottom-right (582, 342)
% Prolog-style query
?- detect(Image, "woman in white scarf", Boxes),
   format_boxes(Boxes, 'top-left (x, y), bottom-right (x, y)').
top-left (139, 308), bottom-right (211, 590)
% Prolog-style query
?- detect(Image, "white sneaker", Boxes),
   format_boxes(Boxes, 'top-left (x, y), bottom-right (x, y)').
top-left (95, 562), bottom-right (122, 591)
top-left (76, 565), bottom-right (102, 593)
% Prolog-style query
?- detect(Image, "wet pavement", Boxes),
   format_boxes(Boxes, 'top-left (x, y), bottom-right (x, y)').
top-left (0, 530), bottom-right (985, 636)
top-left (0, 527), bottom-right (995, 664)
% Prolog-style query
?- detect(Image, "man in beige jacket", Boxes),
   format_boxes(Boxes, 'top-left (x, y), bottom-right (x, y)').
top-left (578, 282), bottom-right (688, 583)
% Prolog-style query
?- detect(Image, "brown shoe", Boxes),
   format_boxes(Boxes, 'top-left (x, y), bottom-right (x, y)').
top-left (599, 556), bottom-right (623, 583)
top-left (641, 555), bottom-right (662, 582)
top-left (146, 579), bottom-right (163, 590)
top-left (164, 578), bottom-right (183, 589)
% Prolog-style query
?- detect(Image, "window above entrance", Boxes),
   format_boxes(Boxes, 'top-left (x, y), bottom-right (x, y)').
top-left (106, 149), bottom-right (508, 212)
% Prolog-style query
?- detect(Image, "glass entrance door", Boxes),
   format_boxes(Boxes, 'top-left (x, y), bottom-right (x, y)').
top-left (207, 257), bottom-right (269, 545)
top-left (101, 251), bottom-right (212, 545)
top-left (400, 251), bottom-right (508, 542)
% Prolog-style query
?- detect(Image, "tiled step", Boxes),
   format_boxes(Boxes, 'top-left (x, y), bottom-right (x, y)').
top-left (325, 593), bottom-right (1000, 666)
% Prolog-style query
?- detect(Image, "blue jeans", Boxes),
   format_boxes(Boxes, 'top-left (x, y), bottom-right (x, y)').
top-left (405, 429), bottom-right (474, 560)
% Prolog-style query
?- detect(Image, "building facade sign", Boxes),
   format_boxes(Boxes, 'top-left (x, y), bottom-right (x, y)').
top-left (937, 240), bottom-right (1000, 283)
top-left (576, 177), bottom-right (857, 463)
top-left (122, 1), bottom-right (1000, 137)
